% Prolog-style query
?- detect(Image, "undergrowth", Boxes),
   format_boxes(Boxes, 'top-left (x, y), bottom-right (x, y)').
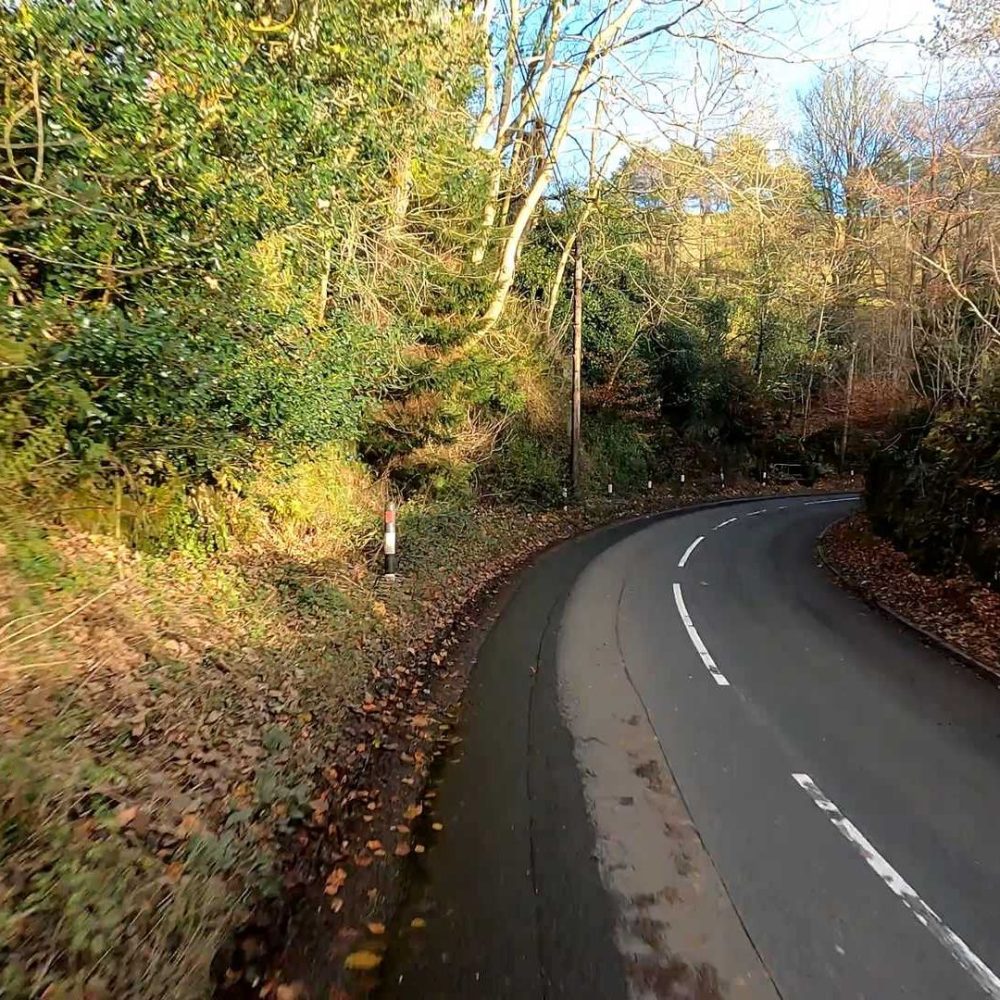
top-left (0, 423), bottom-right (667, 997)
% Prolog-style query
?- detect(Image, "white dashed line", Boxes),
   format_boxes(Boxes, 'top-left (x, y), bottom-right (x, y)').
top-left (678, 536), bottom-right (704, 568)
top-left (793, 773), bottom-right (1000, 999)
top-left (804, 497), bottom-right (859, 506)
top-left (672, 584), bottom-right (729, 686)
top-left (713, 517), bottom-right (738, 530)
top-left (745, 508), bottom-right (767, 517)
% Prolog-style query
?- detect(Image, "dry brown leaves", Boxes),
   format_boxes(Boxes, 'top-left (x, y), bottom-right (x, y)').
top-left (825, 513), bottom-right (1000, 673)
top-left (1, 475), bottom-right (851, 997)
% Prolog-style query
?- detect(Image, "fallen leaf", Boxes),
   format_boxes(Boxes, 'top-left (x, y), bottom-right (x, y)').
top-left (366, 922), bottom-right (386, 935)
top-left (324, 867), bottom-right (347, 896)
top-left (116, 806), bottom-right (138, 828)
top-left (394, 842), bottom-right (411, 857)
top-left (175, 813), bottom-right (202, 839)
top-left (431, 822), bottom-right (444, 831)
top-left (344, 950), bottom-right (382, 971)
top-left (410, 917), bottom-right (426, 929)
top-left (403, 804), bottom-right (422, 820)
top-left (365, 839), bottom-right (382, 851)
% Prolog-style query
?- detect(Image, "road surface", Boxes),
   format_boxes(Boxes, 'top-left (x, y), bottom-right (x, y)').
top-left (381, 495), bottom-right (1000, 999)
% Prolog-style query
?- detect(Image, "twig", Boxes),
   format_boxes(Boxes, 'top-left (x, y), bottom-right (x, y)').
top-left (3, 101), bottom-right (32, 182)
top-left (0, 584), bottom-right (121, 652)
top-left (31, 65), bottom-right (43, 184)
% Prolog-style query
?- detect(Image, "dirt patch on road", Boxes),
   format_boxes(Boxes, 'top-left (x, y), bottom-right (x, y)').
top-left (558, 528), bottom-right (782, 1000)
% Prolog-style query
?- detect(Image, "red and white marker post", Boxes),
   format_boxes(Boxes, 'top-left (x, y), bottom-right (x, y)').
top-left (384, 501), bottom-right (398, 578)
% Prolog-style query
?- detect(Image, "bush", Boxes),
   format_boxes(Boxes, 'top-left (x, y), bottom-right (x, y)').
top-left (0, 0), bottom-right (491, 524)
top-left (486, 428), bottom-right (566, 505)
top-left (654, 324), bottom-right (772, 448)
top-left (866, 392), bottom-right (1000, 587)
top-left (583, 413), bottom-right (651, 494)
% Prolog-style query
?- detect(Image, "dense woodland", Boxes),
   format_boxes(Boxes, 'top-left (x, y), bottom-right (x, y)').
top-left (2, 0), bottom-right (1000, 994)
top-left (1, 0), bottom-right (998, 561)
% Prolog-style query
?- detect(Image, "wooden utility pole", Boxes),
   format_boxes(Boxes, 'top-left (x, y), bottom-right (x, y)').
top-left (839, 340), bottom-right (857, 469)
top-left (570, 238), bottom-right (583, 495)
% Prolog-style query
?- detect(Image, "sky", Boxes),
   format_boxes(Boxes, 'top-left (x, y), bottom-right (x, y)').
top-left (766, 0), bottom-right (941, 113)
top-left (561, 0), bottom-right (945, 180)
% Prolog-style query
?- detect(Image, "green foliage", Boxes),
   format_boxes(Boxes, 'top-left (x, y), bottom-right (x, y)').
top-left (0, 522), bottom-right (63, 584)
top-left (583, 413), bottom-right (651, 493)
top-left (394, 454), bottom-right (476, 502)
top-left (1, 0), bottom-right (489, 510)
top-left (0, 738), bottom-right (245, 998)
top-left (652, 314), bottom-right (773, 457)
top-left (487, 426), bottom-right (566, 505)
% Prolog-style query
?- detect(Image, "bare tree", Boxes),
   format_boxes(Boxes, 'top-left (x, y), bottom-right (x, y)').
top-left (471, 0), bottom-right (805, 330)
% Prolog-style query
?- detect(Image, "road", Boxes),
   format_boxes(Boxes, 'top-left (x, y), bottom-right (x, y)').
top-left (381, 495), bottom-right (1000, 999)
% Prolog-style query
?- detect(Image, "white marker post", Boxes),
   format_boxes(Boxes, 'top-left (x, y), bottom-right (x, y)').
top-left (608, 482), bottom-right (614, 496)
top-left (647, 479), bottom-right (652, 491)
top-left (383, 501), bottom-right (397, 578)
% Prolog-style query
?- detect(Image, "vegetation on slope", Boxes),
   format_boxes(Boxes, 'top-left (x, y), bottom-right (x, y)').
top-left (867, 387), bottom-right (1000, 589)
top-left (2, 0), bottom-right (999, 993)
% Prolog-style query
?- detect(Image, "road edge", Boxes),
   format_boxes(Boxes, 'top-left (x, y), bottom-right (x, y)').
top-left (376, 491), bottom-right (849, 998)
top-left (817, 519), bottom-right (1000, 687)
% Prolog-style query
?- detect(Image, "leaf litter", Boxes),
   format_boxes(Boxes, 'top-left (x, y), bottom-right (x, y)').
top-left (0, 479), bottom-right (852, 998)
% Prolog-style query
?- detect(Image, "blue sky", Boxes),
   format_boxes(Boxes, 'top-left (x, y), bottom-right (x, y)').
top-left (560, 0), bottom-right (943, 180)
top-left (766, 0), bottom-right (940, 113)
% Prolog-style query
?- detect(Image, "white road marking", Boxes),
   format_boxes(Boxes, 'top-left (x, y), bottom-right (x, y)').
top-left (804, 497), bottom-right (860, 506)
top-left (672, 584), bottom-right (729, 686)
top-left (792, 773), bottom-right (1000, 999)
top-left (678, 536), bottom-right (704, 568)
top-left (745, 508), bottom-right (767, 517)
top-left (713, 517), bottom-right (738, 530)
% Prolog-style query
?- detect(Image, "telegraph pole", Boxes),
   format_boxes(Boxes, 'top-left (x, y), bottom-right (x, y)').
top-left (570, 236), bottom-right (583, 495)
top-left (839, 339), bottom-right (857, 470)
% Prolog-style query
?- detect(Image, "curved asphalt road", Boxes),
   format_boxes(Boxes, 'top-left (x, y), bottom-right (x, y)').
top-left (381, 495), bottom-right (1000, 999)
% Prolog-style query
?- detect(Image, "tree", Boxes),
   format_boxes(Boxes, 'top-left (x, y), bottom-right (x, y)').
top-left (471, 0), bottom-right (804, 329)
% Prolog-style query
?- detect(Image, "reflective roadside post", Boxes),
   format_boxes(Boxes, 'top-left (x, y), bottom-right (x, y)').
top-left (384, 501), bottom-right (397, 579)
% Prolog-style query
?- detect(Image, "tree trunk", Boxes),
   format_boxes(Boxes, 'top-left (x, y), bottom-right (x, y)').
top-left (801, 293), bottom-right (828, 439)
top-left (480, 163), bottom-right (553, 327)
top-left (571, 239), bottom-right (583, 496)
top-left (471, 0), bottom-right (497, 149)
top-left (544, 229), bottom-right (577, 337)
top-left (479, 0), bottom-right (640, 329)
top-left (471, 164), bottom-right (502, 265)
top-left (839, 341), bottom-right (857, 469)
top-left (544, 206), bottom-right (592, 337)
